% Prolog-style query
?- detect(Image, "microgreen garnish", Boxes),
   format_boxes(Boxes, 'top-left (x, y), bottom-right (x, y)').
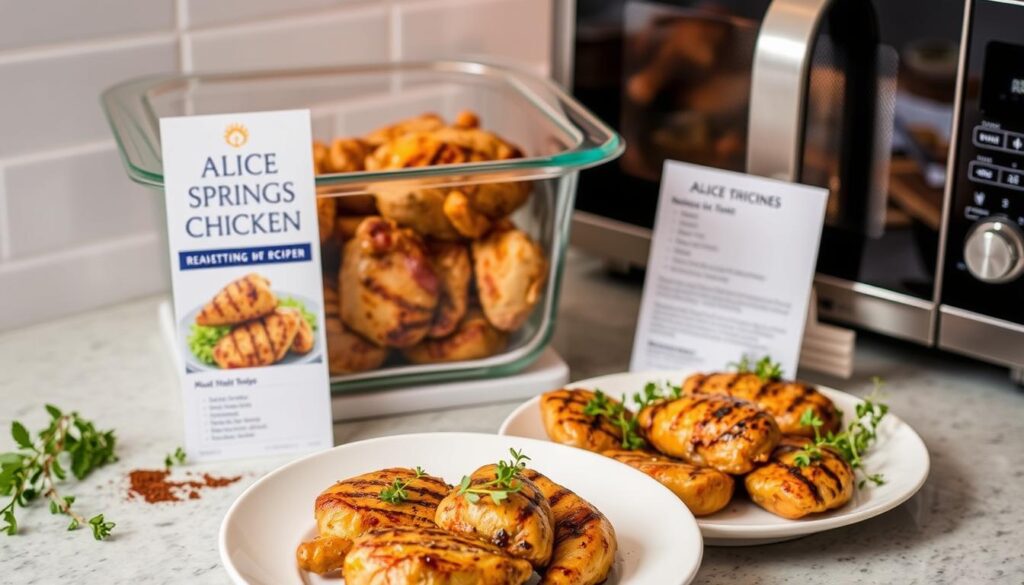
top-left (1, 405), bottom-right (117, 540)
top-left (379, 466), bottom-right (427, 504)
top-left (459, 449), bottom-right (530, 504)
top-left (164, 447), bottom-right (187, 469)
top-left (582, 381), bottom-right (682, 451)
top-left (794, 377), bottom-right (889, 488)
top-left (730, 354), bottom-right (783, 381)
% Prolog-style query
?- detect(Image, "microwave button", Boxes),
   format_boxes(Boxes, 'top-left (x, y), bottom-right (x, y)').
top-left (1002, 170), bottom-right (1024, 189)
top-left (975, 127), bottom-right (1005, 148)
top-left (969, 162), bottom-right (1000, 183)
top-left (1007, 133), bottom-right (1024, 152)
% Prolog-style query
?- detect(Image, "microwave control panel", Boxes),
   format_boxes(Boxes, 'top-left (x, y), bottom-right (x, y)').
top-left (941, 0), bottom-right (1024, 325)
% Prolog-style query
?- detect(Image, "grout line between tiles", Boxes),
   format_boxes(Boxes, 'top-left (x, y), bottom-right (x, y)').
top-left (0, 32), bottom-right (178, 66)
top-left (175, 0), bottom-right (192, 73)
top-left (185, 1), bottom-right (388, 39)
top-left (0, 232), bottom-right (161, 274)
top-left (389, 0), bottom-right (402, 62)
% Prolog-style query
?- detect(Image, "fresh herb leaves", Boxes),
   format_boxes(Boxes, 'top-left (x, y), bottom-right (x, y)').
top-left (582, 380), bottom-right (682, 451)
top-left (730, 354), bottom-right (783, 381)
top-left (794, 377), bottom-right (889, 488)
top-left (378, 467), bottom-right (427, 504)
top-left (164, 447), bottom-right (187, 469)
top-left (459, 449), bottom-right (530, 504)
top-left (1, 405), bottom-right (117, 540)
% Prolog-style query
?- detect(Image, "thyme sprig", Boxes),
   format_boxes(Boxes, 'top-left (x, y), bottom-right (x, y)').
top-left (582, 381), bottom-right (682, 451)
top-left (378, 467), bottom-right (427, 504)
top-left (1, 405), bottom-right (117, 540)
top-left (459, 449), bottom-right (530, 504)
top-left (164, 447), bottom-right (187, 469)
top-left (794, 377), bottom-right (890, 488)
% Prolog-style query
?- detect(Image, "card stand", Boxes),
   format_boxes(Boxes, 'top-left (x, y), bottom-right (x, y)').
top-left (798, 288), bottom-right (856, 378)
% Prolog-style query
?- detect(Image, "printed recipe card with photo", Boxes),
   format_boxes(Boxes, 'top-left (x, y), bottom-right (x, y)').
top-left (631, 160), bottom-right (829, 377)
top-left (160, 110), bottom-right (333, 461)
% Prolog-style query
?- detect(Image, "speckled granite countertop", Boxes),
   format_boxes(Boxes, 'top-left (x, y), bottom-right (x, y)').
top-left (1, 252), bottom-right (1022, 584)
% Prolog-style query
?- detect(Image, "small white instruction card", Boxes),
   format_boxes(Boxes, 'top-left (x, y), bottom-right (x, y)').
top-left (160, 109), bottom-right (333, 462)
top-left (630, 160), bottom-right (829, 377)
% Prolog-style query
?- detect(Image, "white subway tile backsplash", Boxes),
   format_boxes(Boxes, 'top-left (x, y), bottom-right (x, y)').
top-left (0, 234), bottom-right (169, 331)
top-left (186, 6), bottom-right (389, 73)
top-left (185, 0), bottom-right (350, 29)
top-left (397, 0), bottom-right (552, 69)
top-left (0, 38), bottom-right (178, 159)
top-left (0, 0), bottom-right (175, 53)
top-left (4, 144), bottom-right (161, 259)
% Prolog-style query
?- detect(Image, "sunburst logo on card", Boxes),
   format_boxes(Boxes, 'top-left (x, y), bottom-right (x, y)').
top-left (224, 123), bottom-right (249, 148)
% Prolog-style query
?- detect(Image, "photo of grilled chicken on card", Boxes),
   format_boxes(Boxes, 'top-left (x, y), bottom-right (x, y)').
top-left (182, 273), bottom-right (322, 370)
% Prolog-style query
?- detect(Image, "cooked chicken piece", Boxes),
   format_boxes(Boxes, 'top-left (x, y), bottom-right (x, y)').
top-left (195, 273), bottom-right (277, 326)
top-left (335, 214), bottom-right (371, 241)
top-left (317, 197), bottom-right (337, 244)
top-left (291, 317), bottom-right (314, 355)
top-left (340, 217), bottom-right (439, 347)
top-left (374, 186), bottom-right (462, 240)
top-left (684, 372), bottom-right (842, 437)
top-left (453, 109), bottom-right (480, 129)
top-left (343, 525), bottom-right (533, 585)
top-left (473, 224), bottom-right (548, 331)
top-left (443, 189), bottom-right (494, 239)
top-left (312, 141), bottom-right (328, 174)
top-left (520, 469), bottom-right (617, 585)
top-left (426, 241), bottom-right (471, 338)
top-left (745, 436), bottom-right (854, 519)
top-left (324, 284), bottom-right (388, 375)
top-left (638, 394), bottom-right (781, 474)
top-left (430, 126), bottom-right (524, 161)
top-left (603, 449), bottom-right (734, 516)
top-left (435, 464), bottom-right (554, 567)
top-left (362, 113), bottom-right (446, 146)
top-left (296, 467), bottom-right (449, 575)
top-left (402, 309), bottom-right (507, 364)
top-left (540, 389), bottom-right (627, 453)
top-left (324, 138), bottom-right (371, 173)
top-left (212, 308), bottom-right (301, 369)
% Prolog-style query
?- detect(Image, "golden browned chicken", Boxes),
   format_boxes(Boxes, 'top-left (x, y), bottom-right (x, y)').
top-left (603, 449), bottom-right (734, 516)
top-left (317, 197), bottom-right (337, 244)
top-left (296, 467), bottom-right (448, 575)
top-left (343, 525), bottom-right (533, 585)
top-left (540, 389), bottom-right (626, 453)
top-left (195, 273), bottom-right (276, 326)
top-left (637, 394), bottom-right (780, 474)
top-left (745, 436), bottom-right (854, 519)
top-left (323, 284), bottom-right (388, 375)
top-left (402, 309), bottom-right (507, 364)
top-left (362, 113), bottom-right (446, 146)
top-left (339, 217), bottom-right (439, 347)
top-left (684, 372), bottom-right (841, 437)
top-left (472, 224), bottom-right (548, 331)
top-left (291, 317), bottom-right (315, 355)
top-left (212, 307), bottom-right (301, 369)
top-left (426, 241), bottom-right (471, 338)
top-left (519, 469), bottom-right (617, 585)
top-left (435, 464), bottom-right (554, 568)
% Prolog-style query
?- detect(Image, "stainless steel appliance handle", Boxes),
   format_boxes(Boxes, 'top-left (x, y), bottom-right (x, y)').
top-left (746, 0), bottom-right (832, 181)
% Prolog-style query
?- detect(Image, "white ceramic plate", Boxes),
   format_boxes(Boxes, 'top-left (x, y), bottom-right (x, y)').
top-left (498, 371), bottom-right (931, 546)
top-left (220, 432), bottom-right (703, 584)
top-left (179, 291), bottom-right (322, 373)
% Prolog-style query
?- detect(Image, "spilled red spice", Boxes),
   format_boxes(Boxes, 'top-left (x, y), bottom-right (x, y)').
top-left (127, 469), bottom-right (241, 503)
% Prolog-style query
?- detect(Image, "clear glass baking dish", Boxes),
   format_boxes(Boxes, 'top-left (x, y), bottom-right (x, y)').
top-left (102, 60), bottom-right (622, 392)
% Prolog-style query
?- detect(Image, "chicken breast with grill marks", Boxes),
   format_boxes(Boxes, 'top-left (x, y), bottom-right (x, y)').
top-left (684, 372), bottom-right (841, 437)
top-left (343, 525), bottom-right (533, 585)
top-left (745, 436), bottom-right (854, 519)
top-left (426, 241), bottom-right (471, 339)
top-left (519, 469), bottom-right (617, 585)
top-left (540, 389), bottom-right (627, 453)
top-left (637, 394), bottom-right (780, 474)
top-left (603, 449), bottom-right (734, 516)
top-left (196, 273), bottom-right (276, 326)
top-left (295, 467), bottom-right (448, 575)
top-left (340, 217), bottom-right (439, 347)
top-left (212, 307), bottom-right (301, 369)
top-left (435, 464), bottom-right (554, 568)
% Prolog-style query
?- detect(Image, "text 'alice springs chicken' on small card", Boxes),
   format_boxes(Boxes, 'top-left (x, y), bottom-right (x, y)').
top-left (160, 110), bottom-right (333, 462)
top-left (630, 160), bottom-right (829, 377)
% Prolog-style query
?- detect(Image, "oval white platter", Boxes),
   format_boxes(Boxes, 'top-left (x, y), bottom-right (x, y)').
top-left (220, 432), bottom-right (703, 584)
top-left (498, 371), bottom-right (930, 546)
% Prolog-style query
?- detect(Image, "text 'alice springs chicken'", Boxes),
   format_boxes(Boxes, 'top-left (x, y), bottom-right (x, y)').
top-left (296, 451), bottom-right (617, 585)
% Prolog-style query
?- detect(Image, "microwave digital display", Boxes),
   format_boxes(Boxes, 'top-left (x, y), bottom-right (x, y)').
top-left (981, 41), bottom-right (1024, 122)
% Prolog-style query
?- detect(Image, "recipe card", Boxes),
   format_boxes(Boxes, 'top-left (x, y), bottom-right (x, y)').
top-left (630, 161), bottom-right (829, 376)
top-left (160, 110), bottom-right (333, 462)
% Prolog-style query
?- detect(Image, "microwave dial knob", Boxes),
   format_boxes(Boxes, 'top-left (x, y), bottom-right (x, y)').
top-left (963, 218), bottom-right (1024, 283)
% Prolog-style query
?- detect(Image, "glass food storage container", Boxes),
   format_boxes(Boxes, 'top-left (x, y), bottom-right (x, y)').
top-left (103, 61), bottom-right (622, 392)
